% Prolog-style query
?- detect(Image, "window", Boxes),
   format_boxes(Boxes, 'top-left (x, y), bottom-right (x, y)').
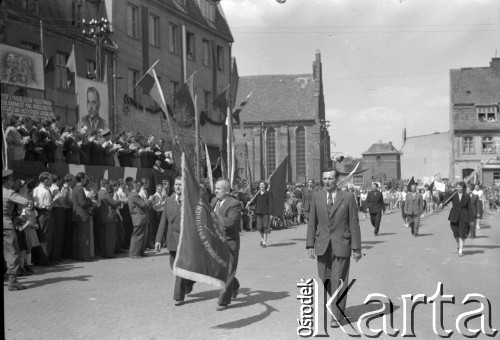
top-left (128, 68), bottom-right (140, 102)
top-left (266, 127), bottom-right (276, 176)
top-left (296, 126), bottom-right (306, 179)
top-left (482, 137), bottom-right (495, 153)
top-left (169, 23), bottom-right (179, 54)
top-left (494, 171), bottom-right (500, 181)
top-left (186, 32), bottom-right (195, 60)
top-left (86, 60), bottom-right (96, 79)
top-left (149, 14), bottom-right (160, 47)
top-left (463, 137), bottom-right (474, 154)
top-left (55, 52), bottom-right (69, 89)
top-left (127, 4), bottom-right (139, 38)
top-left (22, 0), bottom-right (37, 12)
top-left (216, 45), bottom-right (224, 71)
top-left (71, 1), bottom-right (82, 26)
top-left (198, 0), bottom-right (215, 21)
top-left (20, 40), bottom-right (39, 51)
top-left (202, 39), bottom-right (211, 67)
top-left (477, 106), bottom-right (498, 122)
top-left (170, 80), bottom-right (179, 106)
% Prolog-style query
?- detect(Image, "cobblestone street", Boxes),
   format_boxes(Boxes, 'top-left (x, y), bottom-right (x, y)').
top-left (4, 208), bottom-right (500, 339)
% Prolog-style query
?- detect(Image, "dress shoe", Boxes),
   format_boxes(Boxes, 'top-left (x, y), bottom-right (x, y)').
top-left (217, 304), bottom-right (228, 311)
top-left (25, 265), bottom-right (35, 274)
top-left (232, 288), bottom-right (239, 299)
top-left (7, 275), bottom-right (27, 291)
top-left (174, 300), bottom-right (184, 306)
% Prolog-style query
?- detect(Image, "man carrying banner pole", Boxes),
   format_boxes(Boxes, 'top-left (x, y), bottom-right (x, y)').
top-left (211, 179), bottom-right (242, 311)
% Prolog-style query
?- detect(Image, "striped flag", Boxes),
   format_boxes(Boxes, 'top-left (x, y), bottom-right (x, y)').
top-left (134, 60), bottom-right (167, 113)
top-left (232, 91), bottom-right (252, 136)
top-left (66, 45), bottom-right (76, 73)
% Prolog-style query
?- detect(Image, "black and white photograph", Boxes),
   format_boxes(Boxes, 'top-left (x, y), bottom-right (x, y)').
top-left (1, 0), bottom-right (499, 339)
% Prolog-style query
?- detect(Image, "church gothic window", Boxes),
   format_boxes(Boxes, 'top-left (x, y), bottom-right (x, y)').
top-left (266, 127), bottom-right (276, 176)
top-left (296, 126), bottom-right (306, 180)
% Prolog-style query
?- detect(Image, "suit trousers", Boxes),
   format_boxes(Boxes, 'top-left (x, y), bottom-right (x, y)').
top-left (317, 241), bottom-right (351, 320)
top-left (99, 222), bottom-right (117, 258)
top-left (407, 214), bottom-right (421, 235)
top-left (370, 212), bottom-right (382, 235)
top-left (63, 208), bottom-right (74, 258)
top-left (3, 229), bottom-right (20, 276)
top-left (219, 238), bottom-right (240, 306)
top-left (38, 209), bottom-right (55, 261)
top-left (169, 251), bottom-right (195, 301)
top-left (52, 207), bottom-right (66, 260)
top-left (74, 221), bottom-right (91, 260)
top-left (120, 205), bottom-right (133, 248)
top-left (129, 223), bottom-right (146, 257)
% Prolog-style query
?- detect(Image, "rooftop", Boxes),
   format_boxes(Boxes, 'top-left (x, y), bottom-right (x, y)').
top-left (362, 141), bottom-right (400, 155)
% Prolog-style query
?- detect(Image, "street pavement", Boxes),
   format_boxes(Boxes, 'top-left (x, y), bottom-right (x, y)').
top-left (4, 207), bottom-right (500, 339)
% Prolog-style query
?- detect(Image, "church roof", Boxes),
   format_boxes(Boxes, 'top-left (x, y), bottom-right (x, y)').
top-left (235, 74), bottom-right (318, 122)
top-left (362, 142), bottom-right (400, 155)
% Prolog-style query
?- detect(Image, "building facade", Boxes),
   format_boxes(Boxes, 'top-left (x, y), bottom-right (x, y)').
top-left (1, 0), bottom-right (113, 128)
top-left (112, 0), bottom-right (233, 153)
top-left (450, 57), bottom-right (500, 186)
top-left (400, 132), bottom-right (450, 181)
top-left (361, 141), bottom-right (401, 186)
top-left (233, 51), bottom-right (331, 184)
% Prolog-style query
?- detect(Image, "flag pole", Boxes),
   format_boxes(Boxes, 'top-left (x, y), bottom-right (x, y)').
top-left (194, 91), bottom-right (200, 182)
top-left (133, 59), bottom-right (160, 89)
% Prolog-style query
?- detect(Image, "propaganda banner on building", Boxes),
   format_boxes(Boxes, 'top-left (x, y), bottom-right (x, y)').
top-left (0, 43), bottom-right (45, 90)
top-left (1, 93), bottom-right (54, 122)
top-left (77, 77), bottom-right (109, 131)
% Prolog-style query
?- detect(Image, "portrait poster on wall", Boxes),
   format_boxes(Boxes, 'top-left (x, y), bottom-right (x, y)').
top-left (77, 76), bottom-right (109, 131)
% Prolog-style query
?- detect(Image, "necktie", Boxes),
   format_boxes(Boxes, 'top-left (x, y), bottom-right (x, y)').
top-left (328, 193), bottom-right (333, 208)
top-left (215, 200), bottom-right (221, 214)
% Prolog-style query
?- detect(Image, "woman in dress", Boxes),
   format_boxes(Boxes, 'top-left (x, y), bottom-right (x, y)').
top-left (5, 115), bottom-right (27, 162)
top-left (444, 181), bottom-right (471, 257)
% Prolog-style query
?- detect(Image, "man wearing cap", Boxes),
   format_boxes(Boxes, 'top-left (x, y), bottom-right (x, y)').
top-left (3, 169), bottom-right (30, 290)
top-left (81, 87), bottom-right (107, 131)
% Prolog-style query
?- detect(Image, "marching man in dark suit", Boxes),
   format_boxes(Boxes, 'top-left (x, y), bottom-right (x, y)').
top-left (127, 181), bottom-right (151, 258)
top-left (155, 177), bottom-right (195, 306)
top-left (466, 185), bottom-right (482, 239)
top-left (404, 184), bottom-right (424, 236)
top-left (306, 169), bottom-right (362, 328)
top-left (366, 183), bottom-right (385, 236)
top-left (211, 179), bottom-right (242, 311)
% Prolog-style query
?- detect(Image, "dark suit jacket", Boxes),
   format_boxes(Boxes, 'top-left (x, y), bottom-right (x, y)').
top-left (89, 141), bottom-right (104, 165)
top-left (468, 194), bottom-right (482, 222)
top-left (72, 184), bottom-right (91, 223)
top-left (211, 196), bottom-right (241, 243)
top-left (302, 187), bottom-right (316, 213)
top-left (405, 191), bottom-right (424, 216)
top-left (81, 115), bottom-right (106, 131)
top-left (155, 194), bottom-right (181, 251)
top-left (306, 190), bottom-right (361, 257)
top-left (448, 193), bottom-right (471, 224)
top-left (97, 189), bottom-right (120, 224)
top-left (366, 190), bottom-right (385, 213)
top-left (63, 137), bottom-right (80, 164)
top-left (253, 191), bottom-right (273, 215)
top-left (127, 191), bottom-right (148, 226)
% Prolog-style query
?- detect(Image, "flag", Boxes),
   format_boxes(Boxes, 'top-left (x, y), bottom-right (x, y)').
top-left (173, 153), bottom-right (232, 289)
top-left (434, 181), bottom-right (445, 192)
top-left (174, 74), bottom-right (195, 116)
top-left (205, 143), bottom-right (214, 193)
top-left (338, 162), bottom-right (360, 188)
top-left (2, 120), bottom-right (8, 170)
top-left (428, 181), bottom-right (435, 191)
top-left (245, 151), bottom-right (253, 187)
top-left (66, 45), bottom-right (76, 73)
top-left (212, 89), bottom-right (228, 113)
top-left (407, 176), bottom-right (416, 191)
top-left (44, 56), bottom-right (54, 73)
top-left (220, 150), bottom-right (227, 179)
top-left (230, 137), bottom-right (235, 187)
top-left (232, 91), bottom-right (252, 136)
top-left (268, 155), bottom-right (289, 217)
top-left (230, 57), bottom-right (239, 108)
top-left (135, 60), bottom-right (167, 113)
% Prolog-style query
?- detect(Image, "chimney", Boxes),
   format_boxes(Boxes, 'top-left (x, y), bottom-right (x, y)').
top-left (491, 57), bottom-right (500, 78)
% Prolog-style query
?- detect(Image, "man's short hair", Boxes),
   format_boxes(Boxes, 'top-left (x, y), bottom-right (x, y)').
top-left (131, 181), bottom-right (142, 191)
top-left (141, 178), bottom-right (149, 185)
top-left (75, 172), bottom-right (86, 183)
top-left (38, 172), bottom-right (51, 183)
top-left (259, 181), bottom-right (268, 189)
top-left (64, 174), bottom-right (75, 183)
top-left (322, 169), bottom-right (340, 179)
top-left (373, 183), bottom-right (379, 188)
top-left (456, 181), bottom-right (466, 189)
top-left (87, 87), bottom-right (100, 103)
top-left (217, 179), bottom-right (231, 191)
top-left (100, 179), bottom-right (109, 187)
top-left (174, 176), bottom-right (182, 182)
top-left (125, 177), bottom-right (134, 183)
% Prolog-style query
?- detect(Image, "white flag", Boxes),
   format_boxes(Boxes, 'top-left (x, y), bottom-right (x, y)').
top-left (66, 45), bottom-right (76, 73)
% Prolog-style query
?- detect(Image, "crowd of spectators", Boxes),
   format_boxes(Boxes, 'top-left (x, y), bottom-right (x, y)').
top-left (4, 115), bottom-right (174, 168)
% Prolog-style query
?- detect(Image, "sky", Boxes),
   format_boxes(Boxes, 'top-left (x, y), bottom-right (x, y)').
top-left (220, 0), bottom-right (500, 158)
